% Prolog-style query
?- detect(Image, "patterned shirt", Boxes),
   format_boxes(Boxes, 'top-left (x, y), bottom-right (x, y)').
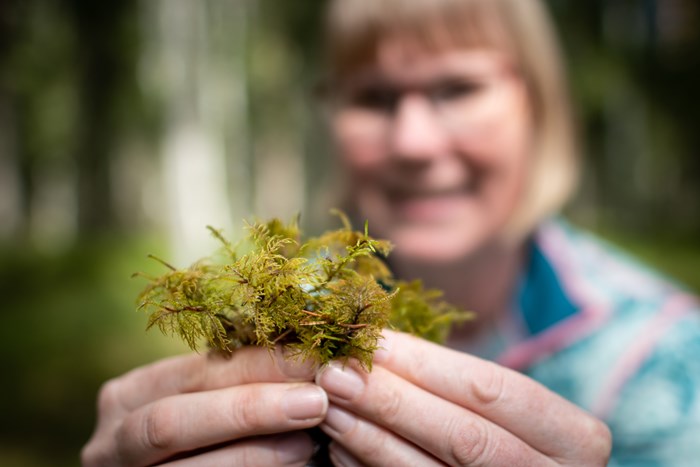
top-left (495, 219), bottom-right (700, 466)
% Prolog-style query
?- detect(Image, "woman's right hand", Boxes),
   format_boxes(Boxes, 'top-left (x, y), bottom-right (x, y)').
top-left (81, 346), bottom-right (328, 467)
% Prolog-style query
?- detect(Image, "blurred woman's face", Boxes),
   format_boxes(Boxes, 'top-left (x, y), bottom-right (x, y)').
top-left (330, 39), bottom-right (533, 263)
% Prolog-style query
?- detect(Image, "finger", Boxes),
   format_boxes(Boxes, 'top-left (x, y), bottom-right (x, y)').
top-left (116, 383), bottom-right (327, 466)
top-left (374, 330), bottom-right (611, 459)
top-left (329, 442), bottom-right (364, 467)
top-left (161, 432), bottom-right (315, 467)
top-left (322, 405), bottom-right (443, 467)
top-left (317, 362), bottom-right (556, 466)
top-left (100, 346), bottom-right (316, 415)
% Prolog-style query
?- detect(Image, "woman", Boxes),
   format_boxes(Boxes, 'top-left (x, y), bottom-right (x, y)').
top-left (82, 0), bottom-right (699, 465)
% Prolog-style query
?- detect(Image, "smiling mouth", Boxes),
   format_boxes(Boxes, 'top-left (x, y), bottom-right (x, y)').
top-left (386, 183), bottom-right (475, 201)
top-left (385, 185), bottom-right (475, 222)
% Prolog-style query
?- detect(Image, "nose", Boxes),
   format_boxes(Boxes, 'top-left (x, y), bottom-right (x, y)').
top-left (389, 93), bottom-right (449, 162)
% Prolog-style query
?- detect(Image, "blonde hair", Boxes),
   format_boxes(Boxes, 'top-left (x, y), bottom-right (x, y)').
top-left (323, 0), bottom-right (579, 240)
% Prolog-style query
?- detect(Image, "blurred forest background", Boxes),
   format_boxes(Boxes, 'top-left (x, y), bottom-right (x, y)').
top-left (0, 0), bottom-right (698, 465)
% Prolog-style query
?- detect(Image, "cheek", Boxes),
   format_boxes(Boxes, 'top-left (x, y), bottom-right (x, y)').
top-left (481, 126), bottom-right (532, 218)
top-left (459, 86), bottom-right (533, 189)
top-left (333, 113), bottom-right (387, 173)
top-left (500, 103), bottom-right (533, 193)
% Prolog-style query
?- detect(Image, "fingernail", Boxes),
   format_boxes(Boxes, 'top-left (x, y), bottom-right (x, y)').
top-left (283, 385), bottom-right (328, 421)
top-left (276, 433), bottom-right (314, 465)
top-left (322, 405), bottom-right (356, 435)
top-left (316, 362), bottom-right (365, 401)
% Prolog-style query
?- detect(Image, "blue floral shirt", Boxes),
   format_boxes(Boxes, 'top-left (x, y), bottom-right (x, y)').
top-left (494, 219), bottom-right (700, 466)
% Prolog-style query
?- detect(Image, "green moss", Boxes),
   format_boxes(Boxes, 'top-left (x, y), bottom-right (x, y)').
top-left (136, 213), bottom-right (473, 369)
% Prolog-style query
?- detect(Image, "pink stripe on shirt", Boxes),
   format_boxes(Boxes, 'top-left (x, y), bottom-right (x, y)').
top-left (497, 224), bottom-right (613, 370)
top-left (591, 293), bottom-right (697, 419)
top-left (497, 304), bottom-right (609, 370)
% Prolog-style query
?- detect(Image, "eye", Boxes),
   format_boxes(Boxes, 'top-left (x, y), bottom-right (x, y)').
top-left (430, 80), bottom-right (481, 103)
top-left (348, 85), bottom-right (399, 113)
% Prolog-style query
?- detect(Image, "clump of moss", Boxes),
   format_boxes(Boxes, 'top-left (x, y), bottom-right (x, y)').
top-left (135, 212), bottom-right (473, 369)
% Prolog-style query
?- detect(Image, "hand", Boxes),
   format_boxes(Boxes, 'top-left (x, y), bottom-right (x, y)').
top-left (315, 330), bottom-right (611, 466)
top-left (82, 346), bottom-right (328, 467)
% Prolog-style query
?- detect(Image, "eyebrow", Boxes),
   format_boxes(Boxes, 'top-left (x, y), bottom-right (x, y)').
top-left (343, 72), bottom-right (489, 94)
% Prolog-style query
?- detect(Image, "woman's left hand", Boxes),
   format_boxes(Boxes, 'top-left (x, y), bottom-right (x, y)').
top-left (315, 330), bottom-right (611, 466)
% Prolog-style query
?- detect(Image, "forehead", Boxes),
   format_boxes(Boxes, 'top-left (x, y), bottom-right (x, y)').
top-left (325, 0), bottom-right (518, 83)
top-left (344, 41), bottom-right (514, 87)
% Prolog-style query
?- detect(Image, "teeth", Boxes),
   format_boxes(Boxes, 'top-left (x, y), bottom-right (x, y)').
top-left (389, 186), bottom-right (471, 198)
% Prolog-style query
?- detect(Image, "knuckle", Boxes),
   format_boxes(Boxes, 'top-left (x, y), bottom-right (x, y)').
top-left (178, 356), bottom-right (208, 393)
top-left (97, 378), bottom-right (123, 414)
top-left (80, 441), bottom-right (105, 467)
top-left (373, 384), bottom-right (404, 425)
top-left (141, 401), bottom-right (178, 451)
top-left (356, 427), bottom-right (390, 461)
top-left (467, 362), bottom-right (507, 407)
top-left (447, 417), bottom-right (495, 467)
top-left (276, 346), bottom-right (316, 380)
top-left (229, 347), bottom-right (262, 383)
top-left (238, 443), bottom-right (256, 467)
top-left (558, 416), bottom-right (612, 466)
top-left (230, 390), bottom-right (266, 432)
top-left (405, 340), bottom-right (430, 381)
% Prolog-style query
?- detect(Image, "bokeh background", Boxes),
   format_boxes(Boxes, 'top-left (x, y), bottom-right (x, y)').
top-left (0, 0), bottom-right (698, 465)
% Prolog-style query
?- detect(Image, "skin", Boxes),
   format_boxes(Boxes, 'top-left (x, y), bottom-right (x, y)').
top-left (319, 40), bottom-right (612, 465)
top-left (83, 38), bottom-right (611, 467)
top-left (332, 43), bottom-right (532, 266)
top-left (81, 346), bottom-right (328, 466)
top-left (332, 42), bottom-right (534, 327)
top-left (317, 330), bottom-right (611, 466)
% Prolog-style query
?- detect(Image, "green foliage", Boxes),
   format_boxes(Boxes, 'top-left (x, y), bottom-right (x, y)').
top-left (136, 214), bottom-right (472, 369)
top-left (389, 279), bottom-right (474, 344)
